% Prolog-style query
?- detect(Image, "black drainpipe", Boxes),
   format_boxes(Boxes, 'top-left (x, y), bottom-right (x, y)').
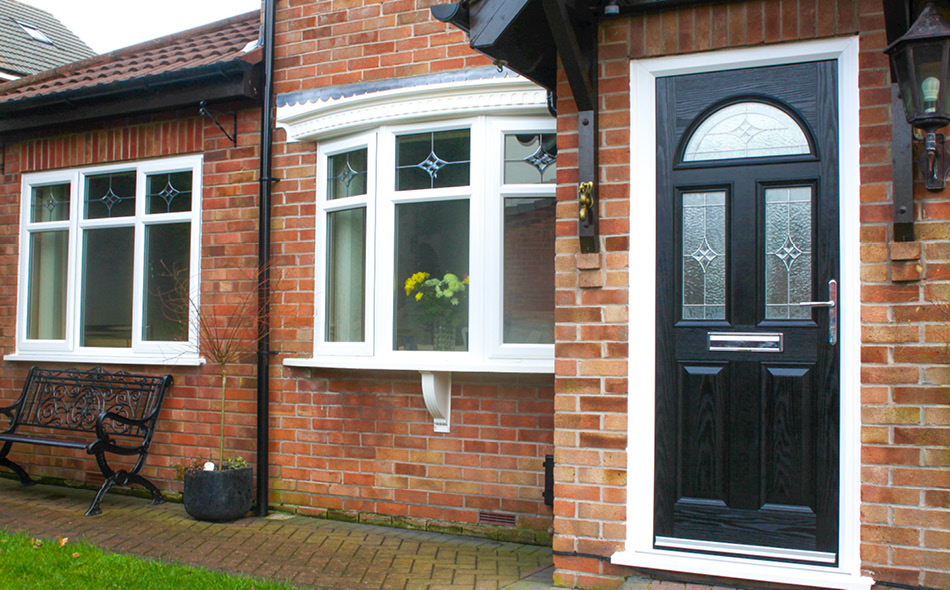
top-left (256, 0), bottom-right (277, 518)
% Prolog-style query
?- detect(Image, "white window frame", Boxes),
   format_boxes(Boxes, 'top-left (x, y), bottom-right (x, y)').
top-left (616, 38), bottom-right (871, 590)
top-left (9, 155), bottom-right (204, 366)
top-left (297, 115), bottom-right (555, 374)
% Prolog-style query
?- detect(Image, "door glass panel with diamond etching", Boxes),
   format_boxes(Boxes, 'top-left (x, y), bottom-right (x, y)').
top-left (765, 186), bottom-right (812, 319)
top-left (682, 191), bottom-right (726, 320)
top-left (683, 102), bottom-right (810, 162)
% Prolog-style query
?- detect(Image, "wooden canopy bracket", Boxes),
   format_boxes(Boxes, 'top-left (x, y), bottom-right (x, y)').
top-left (541, 0), bottom-right (599, 253)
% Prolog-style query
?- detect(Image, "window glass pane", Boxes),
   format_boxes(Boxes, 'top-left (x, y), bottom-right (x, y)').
top-left (147, 171), bottom-right (192, 214)
top-left (81, 227), bottom-right (133, 347)
top-left (143, 223), bottom-right (191, 342)
top-left (84, 171), bottom-right (135, 219)
top-left (395, 200), bottom-right (469, 351)
top-left (396, 129), bottom-right (470, 190)
top-left (504, 197), bottom-right (555, 343)
top-left (682, 191), bottom-right (726, 320)
top-left (765, 187), bottom-right (812, 320)
top-left (328, 149), bottom-right (368, 199)
top-left (30, 183), bottom-right (70, 223)
top-left (27, 231), bottom-right (67, 340)
top-left (504, 133), bottom-right (557, 184)
top-left (326, 208), bottom-right (366, 342)
top-left (683, 102), bottom-right (810, 162)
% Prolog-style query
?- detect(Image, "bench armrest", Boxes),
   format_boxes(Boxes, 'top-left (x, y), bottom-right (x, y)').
top-left (0, 402), bottom-right (21, 433)
top-left (90, 412), bottom-right (148, 456)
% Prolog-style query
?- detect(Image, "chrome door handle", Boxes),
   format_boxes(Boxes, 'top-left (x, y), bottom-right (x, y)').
top-left (799, 279), bottom-right (837, 345)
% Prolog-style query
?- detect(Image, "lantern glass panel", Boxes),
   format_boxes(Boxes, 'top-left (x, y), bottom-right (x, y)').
top-left (891, 45), bottom-right (918, 120)
top-left (913, 42), bottom-right (950, 128)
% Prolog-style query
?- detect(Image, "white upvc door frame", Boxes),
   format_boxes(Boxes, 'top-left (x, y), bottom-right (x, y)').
top-left (614, 37), bottom-right (872, 590)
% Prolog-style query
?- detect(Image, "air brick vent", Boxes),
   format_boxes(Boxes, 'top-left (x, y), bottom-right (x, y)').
top-left (478, 511), bottom-right (517, 527)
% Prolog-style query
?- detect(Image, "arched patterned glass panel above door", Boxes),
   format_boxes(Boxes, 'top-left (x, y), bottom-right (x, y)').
top-left (683, 102), bottom-right (811, 162)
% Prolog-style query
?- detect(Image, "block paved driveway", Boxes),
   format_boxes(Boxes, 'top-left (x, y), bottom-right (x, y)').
top-left (0, 478), bottom-right (553, 590)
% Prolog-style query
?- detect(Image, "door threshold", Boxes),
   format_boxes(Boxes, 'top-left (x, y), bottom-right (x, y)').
top-left (654, 536), bottom-right (836, 564)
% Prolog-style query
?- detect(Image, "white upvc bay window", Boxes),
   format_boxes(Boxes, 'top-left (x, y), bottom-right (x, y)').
top-left (303, 116), bottom-right (556, 373)
top-left (10, 155), bottom-right (203, 365)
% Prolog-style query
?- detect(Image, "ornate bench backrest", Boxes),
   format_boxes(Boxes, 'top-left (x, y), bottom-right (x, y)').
top-left (15, 366), bottom-right (172, 439)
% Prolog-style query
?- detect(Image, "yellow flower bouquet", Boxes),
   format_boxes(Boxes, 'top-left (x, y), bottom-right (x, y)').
top-left (404, 271), bottom-right (469, 350)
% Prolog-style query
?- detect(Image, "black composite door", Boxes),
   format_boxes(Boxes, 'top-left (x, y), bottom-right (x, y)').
top-left (654, 61), bottom-right (840, 563)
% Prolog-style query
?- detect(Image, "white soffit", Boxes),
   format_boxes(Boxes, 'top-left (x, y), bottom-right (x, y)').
top-left (275, 75), bottom-right (550, 142)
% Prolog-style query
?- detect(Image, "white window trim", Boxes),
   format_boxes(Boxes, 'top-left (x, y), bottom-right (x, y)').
top-left (288, 115), bottom-right (556, 375)
top-left (8, 155), bottom-right (204, 366)
top-left (616, 38), bottom-right (872, 590)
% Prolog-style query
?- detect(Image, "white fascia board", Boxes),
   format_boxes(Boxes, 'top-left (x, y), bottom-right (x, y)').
top-left (276, 76), bottom-right (550, 142)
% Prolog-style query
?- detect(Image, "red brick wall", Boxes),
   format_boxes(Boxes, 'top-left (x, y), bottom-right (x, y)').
top-left (0, 105), bottom-right (264, 493)
top-left (273, 0), bottom-right (492, 95)
top-left (552, 0), bottom-right (948, 589)
top-left (264, 0), bottom-right (555, 540)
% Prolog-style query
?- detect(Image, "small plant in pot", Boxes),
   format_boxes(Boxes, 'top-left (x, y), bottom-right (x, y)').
top-left (163, 265), bottom-right (263, 522)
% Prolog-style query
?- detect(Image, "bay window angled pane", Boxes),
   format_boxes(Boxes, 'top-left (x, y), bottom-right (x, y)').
top-left (395, 200), bottom-right (469, 351)
top-left (81, 227), bottom-right (133, 347)
top-left (503, 197), bottom-right (555, 344)
top-left (27, 231), bottom-right (68, 340)
top-left (504, 133), bottom-right (557, 184)
top-left (143, 223), bottom-right (191, 342)
top-left (328, 148), bottom-right (368, 200)
top-left (326, 208), bottom-right (366, 342)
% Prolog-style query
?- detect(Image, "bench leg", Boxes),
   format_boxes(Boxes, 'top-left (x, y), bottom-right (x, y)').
top-left (0, 442), bottom-right (34, 486)
top-left (126, 473), bottom-right (165, 506)
top-left (85, 476), bottom-right (115, 517)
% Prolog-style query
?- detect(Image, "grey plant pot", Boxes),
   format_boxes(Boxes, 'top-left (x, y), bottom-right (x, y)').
top-left (183, 466), bottom-right (253, 522)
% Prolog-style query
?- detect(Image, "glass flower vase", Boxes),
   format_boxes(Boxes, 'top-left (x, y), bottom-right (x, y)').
top-left (432, 318), bottom-right (455, 351)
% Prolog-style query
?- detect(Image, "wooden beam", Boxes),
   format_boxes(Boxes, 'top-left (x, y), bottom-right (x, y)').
top-left (541, 0), bottom-right (596, 112)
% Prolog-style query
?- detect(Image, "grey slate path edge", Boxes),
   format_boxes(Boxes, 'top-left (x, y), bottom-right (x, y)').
top-left (0, 478), bottom-right (554, 590)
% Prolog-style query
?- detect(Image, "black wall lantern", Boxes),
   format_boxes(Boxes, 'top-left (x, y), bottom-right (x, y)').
top-left (887, 0), bottom-right (950, 191)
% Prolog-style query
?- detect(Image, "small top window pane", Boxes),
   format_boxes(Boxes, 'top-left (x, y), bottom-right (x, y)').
top-left (147, 171), bottom-right (192, 214)
top-left (328, 148), bottom-right (368, 199)
top-left (84, 172), bottom-right (135, 219)
top-left (396, 129), bottom-right (470, 191)
top-left (31, 183), bottom-right (70, 223)
top-left (504, 133), bottom-right (557, 184)
top-left (683, 102), bottom-right (811, 162)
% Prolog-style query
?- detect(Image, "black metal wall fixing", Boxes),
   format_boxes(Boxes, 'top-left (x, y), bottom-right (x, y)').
top-left (199, 100), bottom-right (237, 146)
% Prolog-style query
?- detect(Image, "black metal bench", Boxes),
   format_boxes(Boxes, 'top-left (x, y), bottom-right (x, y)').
top-left (0, 366), bottom-right (173, 516)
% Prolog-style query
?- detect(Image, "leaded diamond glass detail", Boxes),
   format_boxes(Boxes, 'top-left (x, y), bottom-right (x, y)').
top-left (147, 171), bottom-right (192, 214)
top-left (396, 129), bottom-right (470, 190)
top-left (30, 183), bottom-right (70, 223)
top-left (84, 172), bottom-right (135, 219)
top-left (683, 102), bottom-right (811, 162)
top-left (504, 133), bottom-right (557, 184)
top-left (682, 191), bottom-right (726, 320)
top-left (765, 186), bottom-right (812, 319)
top-left (328, 148), bottom-right (368, 199)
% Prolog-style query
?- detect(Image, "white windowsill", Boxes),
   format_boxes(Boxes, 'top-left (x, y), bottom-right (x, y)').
top-left (283, 355), bottom-right (553, 374)
top-left (611, 549), bottom-right (873, 590)
top-left (4, 352), bottom-right (205, 367)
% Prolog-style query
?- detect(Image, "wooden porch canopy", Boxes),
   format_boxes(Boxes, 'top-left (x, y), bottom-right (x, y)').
top-left (433, 0), bottom-right (921, 249)
top-left (431, 0), bottom-right (724, 253)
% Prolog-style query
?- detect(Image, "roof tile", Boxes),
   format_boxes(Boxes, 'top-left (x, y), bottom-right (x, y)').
top-left (0, 10), bottom-right (260, 105)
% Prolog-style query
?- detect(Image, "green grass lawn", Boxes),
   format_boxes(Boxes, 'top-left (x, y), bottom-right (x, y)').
top-left (0, 530), bottom-right (301, 590)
